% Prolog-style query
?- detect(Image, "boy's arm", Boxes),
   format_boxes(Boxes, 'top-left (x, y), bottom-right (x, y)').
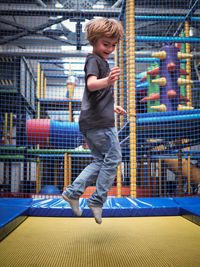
top-left (87, 67), bottom-right (120, 92)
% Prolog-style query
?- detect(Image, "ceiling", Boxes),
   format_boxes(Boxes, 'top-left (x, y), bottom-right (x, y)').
top-left (0, 0), bottom-right (199, 83)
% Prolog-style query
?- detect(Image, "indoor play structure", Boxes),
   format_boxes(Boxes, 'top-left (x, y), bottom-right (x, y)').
top-left (0, 0), bottom-right (200, 266)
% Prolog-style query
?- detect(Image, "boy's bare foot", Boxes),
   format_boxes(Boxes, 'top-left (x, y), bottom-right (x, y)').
top-left (62, 193), bottom-right (82, 216)
top-left (88, 205), bottom-right (102, 224)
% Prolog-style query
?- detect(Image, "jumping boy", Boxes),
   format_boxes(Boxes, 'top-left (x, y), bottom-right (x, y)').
top-left (62, 18), bottom-right (126, 224)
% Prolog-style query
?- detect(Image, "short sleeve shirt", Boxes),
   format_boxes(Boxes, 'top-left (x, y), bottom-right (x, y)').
top-left (79, 54), bottom-right (115, 132)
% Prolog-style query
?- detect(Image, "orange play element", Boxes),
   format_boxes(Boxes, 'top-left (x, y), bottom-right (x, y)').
top-left (81, 186), bottom-right (131, 198)
top-left (79, 186), bottom-right (153, 198)
top-left (147, 67), bottom-right (159, 76)
top-left (140, 75), bottom-right (147, 82)
top-left (136, 187), bottom-right (153, 197)
top-left (167, 90), bottom-right (177, 98)
top-left (167, 62), bottom-right (176, 72)
top-left (146, 67), bottom-right (188, 77)
top-left (180, 95), bottom-right (189, 102)
top-left (140, 93), bottom-right (159, 103)
top-left (180, 69), bottom-right (189, 75)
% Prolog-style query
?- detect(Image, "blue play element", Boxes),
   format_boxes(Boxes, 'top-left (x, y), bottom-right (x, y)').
top-left (0, 198), bottom-right (31, 228)
top-left (39, 185), bottom-right (60, 195)
top-left (119, 109), bottom-right (200, 145)
top-left (50, 121), bottom-right (83, 149)
top-left (174, 197), bottom-right (200, 216)
top-left (28, 197), bottom-right (198, 218)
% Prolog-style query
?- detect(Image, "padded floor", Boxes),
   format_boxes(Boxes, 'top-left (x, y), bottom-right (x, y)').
top-left (0, 216), bottom-right (199, 267)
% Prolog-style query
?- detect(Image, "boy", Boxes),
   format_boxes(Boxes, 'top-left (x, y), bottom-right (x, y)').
top-left (62, 18), bottom-right (126, 224)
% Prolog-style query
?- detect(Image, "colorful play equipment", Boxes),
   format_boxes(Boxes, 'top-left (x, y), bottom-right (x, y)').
top-left (141, 44), bottom-right (194, 112)
top-left (26, 119), bottom-right (83, 149)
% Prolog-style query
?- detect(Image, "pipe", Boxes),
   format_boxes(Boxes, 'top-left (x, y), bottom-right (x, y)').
top-left (1, 5), bottom-right (200, 17)
top-left (135, 16), bottom-right (200, 22)
top-left (35, 0), bottom-right (47, 8)
top-left (113, 0), bottom-right (123, 8)
top-left (135, 36), bottom-right (200, 43)
top-left (2, 49), bottom-right (200, 58)
top-left (173, 0), bottom-right (200, 37)
top-left (0, 5), bottom-right (120, 17)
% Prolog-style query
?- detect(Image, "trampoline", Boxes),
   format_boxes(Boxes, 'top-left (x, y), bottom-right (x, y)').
top-left (0, 197), bottom-right (200, 266)
top-left (0, 216), bottom-right (199, 267)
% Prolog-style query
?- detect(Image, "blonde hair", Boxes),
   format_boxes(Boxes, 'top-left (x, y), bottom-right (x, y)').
top-left (85, 18), bottom-right (124, 45)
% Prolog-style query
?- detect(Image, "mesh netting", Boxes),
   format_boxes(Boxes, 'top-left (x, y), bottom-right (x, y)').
top-left (0, 0), bottom-right (200, 198)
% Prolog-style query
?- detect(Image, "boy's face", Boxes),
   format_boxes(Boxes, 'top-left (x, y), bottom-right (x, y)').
top-left (92, 37), bottom-right (118, 60)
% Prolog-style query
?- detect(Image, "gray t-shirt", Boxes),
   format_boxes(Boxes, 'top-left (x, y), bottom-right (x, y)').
top-left (79, 54), bottom-right (115, 132)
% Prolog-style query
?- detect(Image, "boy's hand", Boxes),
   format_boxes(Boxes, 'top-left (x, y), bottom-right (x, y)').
top-left (114, 105), bottom-right (127, 115)
top-left (108, 67), bottom-right (120, 86)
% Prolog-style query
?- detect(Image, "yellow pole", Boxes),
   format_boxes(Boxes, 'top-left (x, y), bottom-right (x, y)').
top-left (147, 153), bottom-right (150, 187)
top-left (114, 46), bottom-right (118, 128)
top-left (153, 162), bottom-right (157, 196)
top-left (117, 164), bottom-right (122, 197)
top-left (64, 154), bottom-right (72, 188)
top-left (127, 0), bottom-right (136, 198)
top-left (44, 77), bottom-right (47, 99)
top-left (68, 63), bottom-right (75, 122)
top-left (9, 113), bottom-right (13, 145)
top-left (114, 46), bottom-right (122, 197)
top-left (187, 155), bottom-right (191, 195)
top-left (38, 159), bottom-right (42, 193)
top-left (37, 62), bottom-right (41, 119)
top-left (68, 100), bottom-right (72, 122)
top-left (185, 21), bottom-right (192, 106)
top-left (159, 158), bottom-right (161, 196)
top-left (36, 158), bottom-right (41, 193)
top-left (119, 39), bottom-right (125, 129)
top-left (4, 113), bottom-right (8, 145)
top-left (55, 160), bottom-right (57, 187)
top-left (37, 62), bottom-right (41, 150)
top-left (37, 62), bottom-right (40, 99)
top-left (178, 150), bottom-right (183, 196)
top-left (41, 70), bottom-right (44, 99)
top-left (68, 154), bottom-right (72, 186)
top-left (64, 153), bottom-right (68, 189)
top-left (37, 103), bottom-right (40, 120)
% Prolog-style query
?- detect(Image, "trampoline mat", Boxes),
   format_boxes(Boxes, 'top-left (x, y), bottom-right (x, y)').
top-left (0, 216), bottom-right (199, 267)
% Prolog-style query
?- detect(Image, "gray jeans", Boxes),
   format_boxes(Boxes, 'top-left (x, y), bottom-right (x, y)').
top-left (63, 127), bottom-right (122, 207)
